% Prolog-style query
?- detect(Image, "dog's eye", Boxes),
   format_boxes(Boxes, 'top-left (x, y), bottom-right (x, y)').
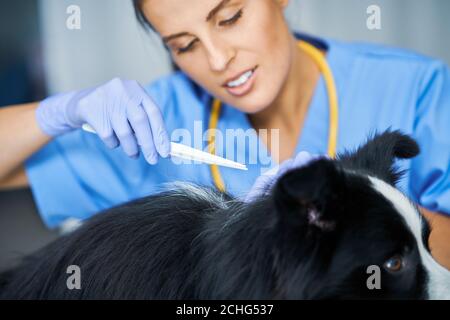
top-left (383, 255), bottom-right (404, 272)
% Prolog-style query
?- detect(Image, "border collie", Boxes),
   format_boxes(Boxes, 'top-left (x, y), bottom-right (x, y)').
top-left (1, 131), bottom-right (449, 299)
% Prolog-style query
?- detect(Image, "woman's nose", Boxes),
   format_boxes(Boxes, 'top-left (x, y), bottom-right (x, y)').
top-left (203, 38), bottom-right (235, 72)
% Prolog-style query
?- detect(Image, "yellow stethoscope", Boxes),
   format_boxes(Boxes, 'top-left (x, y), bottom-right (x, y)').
top-left (208, 40), bottom-right (339, 192)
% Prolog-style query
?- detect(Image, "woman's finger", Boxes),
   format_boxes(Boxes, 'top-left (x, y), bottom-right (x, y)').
top-left (111, 112), bottom-right (139, 159)
top-left (140, 94), bottom-right (171, 158)
top-left (84, 114), bottom-right (119, 150)
top-left (126, 102), bottom-right (158, 164)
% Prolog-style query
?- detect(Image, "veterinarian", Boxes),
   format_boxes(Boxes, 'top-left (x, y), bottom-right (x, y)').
top-left (0, 0), bottom-right (449, 263)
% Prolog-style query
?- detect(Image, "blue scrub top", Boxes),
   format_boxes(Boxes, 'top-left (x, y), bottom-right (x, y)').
top-left (25, 34), bottom-right (450, 229)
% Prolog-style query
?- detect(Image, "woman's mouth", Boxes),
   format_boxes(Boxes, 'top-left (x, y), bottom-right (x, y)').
top-left (223, 66), bottom-right (258, 97)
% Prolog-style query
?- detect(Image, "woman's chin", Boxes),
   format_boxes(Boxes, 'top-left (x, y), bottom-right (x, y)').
top-left (234, 97), bottom-right (275, 115)
top-left (223, 91), bottom-right (274, 114)
top-left (240, 105), bottom-right (270, 114)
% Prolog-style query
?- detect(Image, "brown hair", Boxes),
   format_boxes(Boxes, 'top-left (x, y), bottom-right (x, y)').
top-left (132, 0), bottom-right (180, 70)
top-left (132, 0), bottom-right (153, 31)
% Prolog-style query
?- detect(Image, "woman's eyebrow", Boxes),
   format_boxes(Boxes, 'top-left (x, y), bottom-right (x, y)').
top-left (162, 0), bottom-right (232, 44)
top-left (162, 32), bottom-right (192, 44)
top-left (206, 0), bottom-right (232, 22)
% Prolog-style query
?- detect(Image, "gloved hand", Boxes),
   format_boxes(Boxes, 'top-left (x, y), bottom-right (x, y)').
top-left (36, 78), bottom-right (170, 164)
top-left (244, 151), bottom-right (323, 203)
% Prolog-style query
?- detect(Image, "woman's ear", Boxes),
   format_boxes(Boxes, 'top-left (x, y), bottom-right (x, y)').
top-left (273, 159), bottom-right (342, 232)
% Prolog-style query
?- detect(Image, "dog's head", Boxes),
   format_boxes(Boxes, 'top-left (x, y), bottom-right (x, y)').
top-left (270, 131), bottom-right (450, 299)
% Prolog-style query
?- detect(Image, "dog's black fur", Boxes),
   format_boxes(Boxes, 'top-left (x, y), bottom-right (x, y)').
top-left (1, 130), bottom-right (437, 299)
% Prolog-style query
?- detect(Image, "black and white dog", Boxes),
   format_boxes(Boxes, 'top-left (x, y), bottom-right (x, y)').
top-left (1, 131), bottom-right (449, 299)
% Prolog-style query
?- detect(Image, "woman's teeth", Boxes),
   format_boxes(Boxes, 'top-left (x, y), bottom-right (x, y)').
top-left (226, 70), bottom-right (254, 88)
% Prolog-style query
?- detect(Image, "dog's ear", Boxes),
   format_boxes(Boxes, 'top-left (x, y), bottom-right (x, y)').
top-left (338, 130), bottom-right (419, 185)
top-left (273, 159), bottom-right (343, 232)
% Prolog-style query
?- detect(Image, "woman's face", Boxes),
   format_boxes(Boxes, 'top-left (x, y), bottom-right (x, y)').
top-left (142, 0), bottom-right (294, 114)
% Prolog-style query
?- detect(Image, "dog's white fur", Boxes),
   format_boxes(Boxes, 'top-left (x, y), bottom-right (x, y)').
top-left (370, 177), bottom-right (450, 300)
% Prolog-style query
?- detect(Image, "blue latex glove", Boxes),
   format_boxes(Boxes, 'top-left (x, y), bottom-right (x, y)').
top-left (244, 151), bottom-right (323, 203)
top-left (36, 78), bottom-right (170, 164)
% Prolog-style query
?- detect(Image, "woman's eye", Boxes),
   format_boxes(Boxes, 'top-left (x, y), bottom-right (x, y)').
top-left (175, 9), bottom-right (243, 55)
top-left (177, 39), bottom-right (199, 54)
top-left (219, 9), bottom-right (243, 26)
top-left (383, 255), bottom-right (405, 272)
